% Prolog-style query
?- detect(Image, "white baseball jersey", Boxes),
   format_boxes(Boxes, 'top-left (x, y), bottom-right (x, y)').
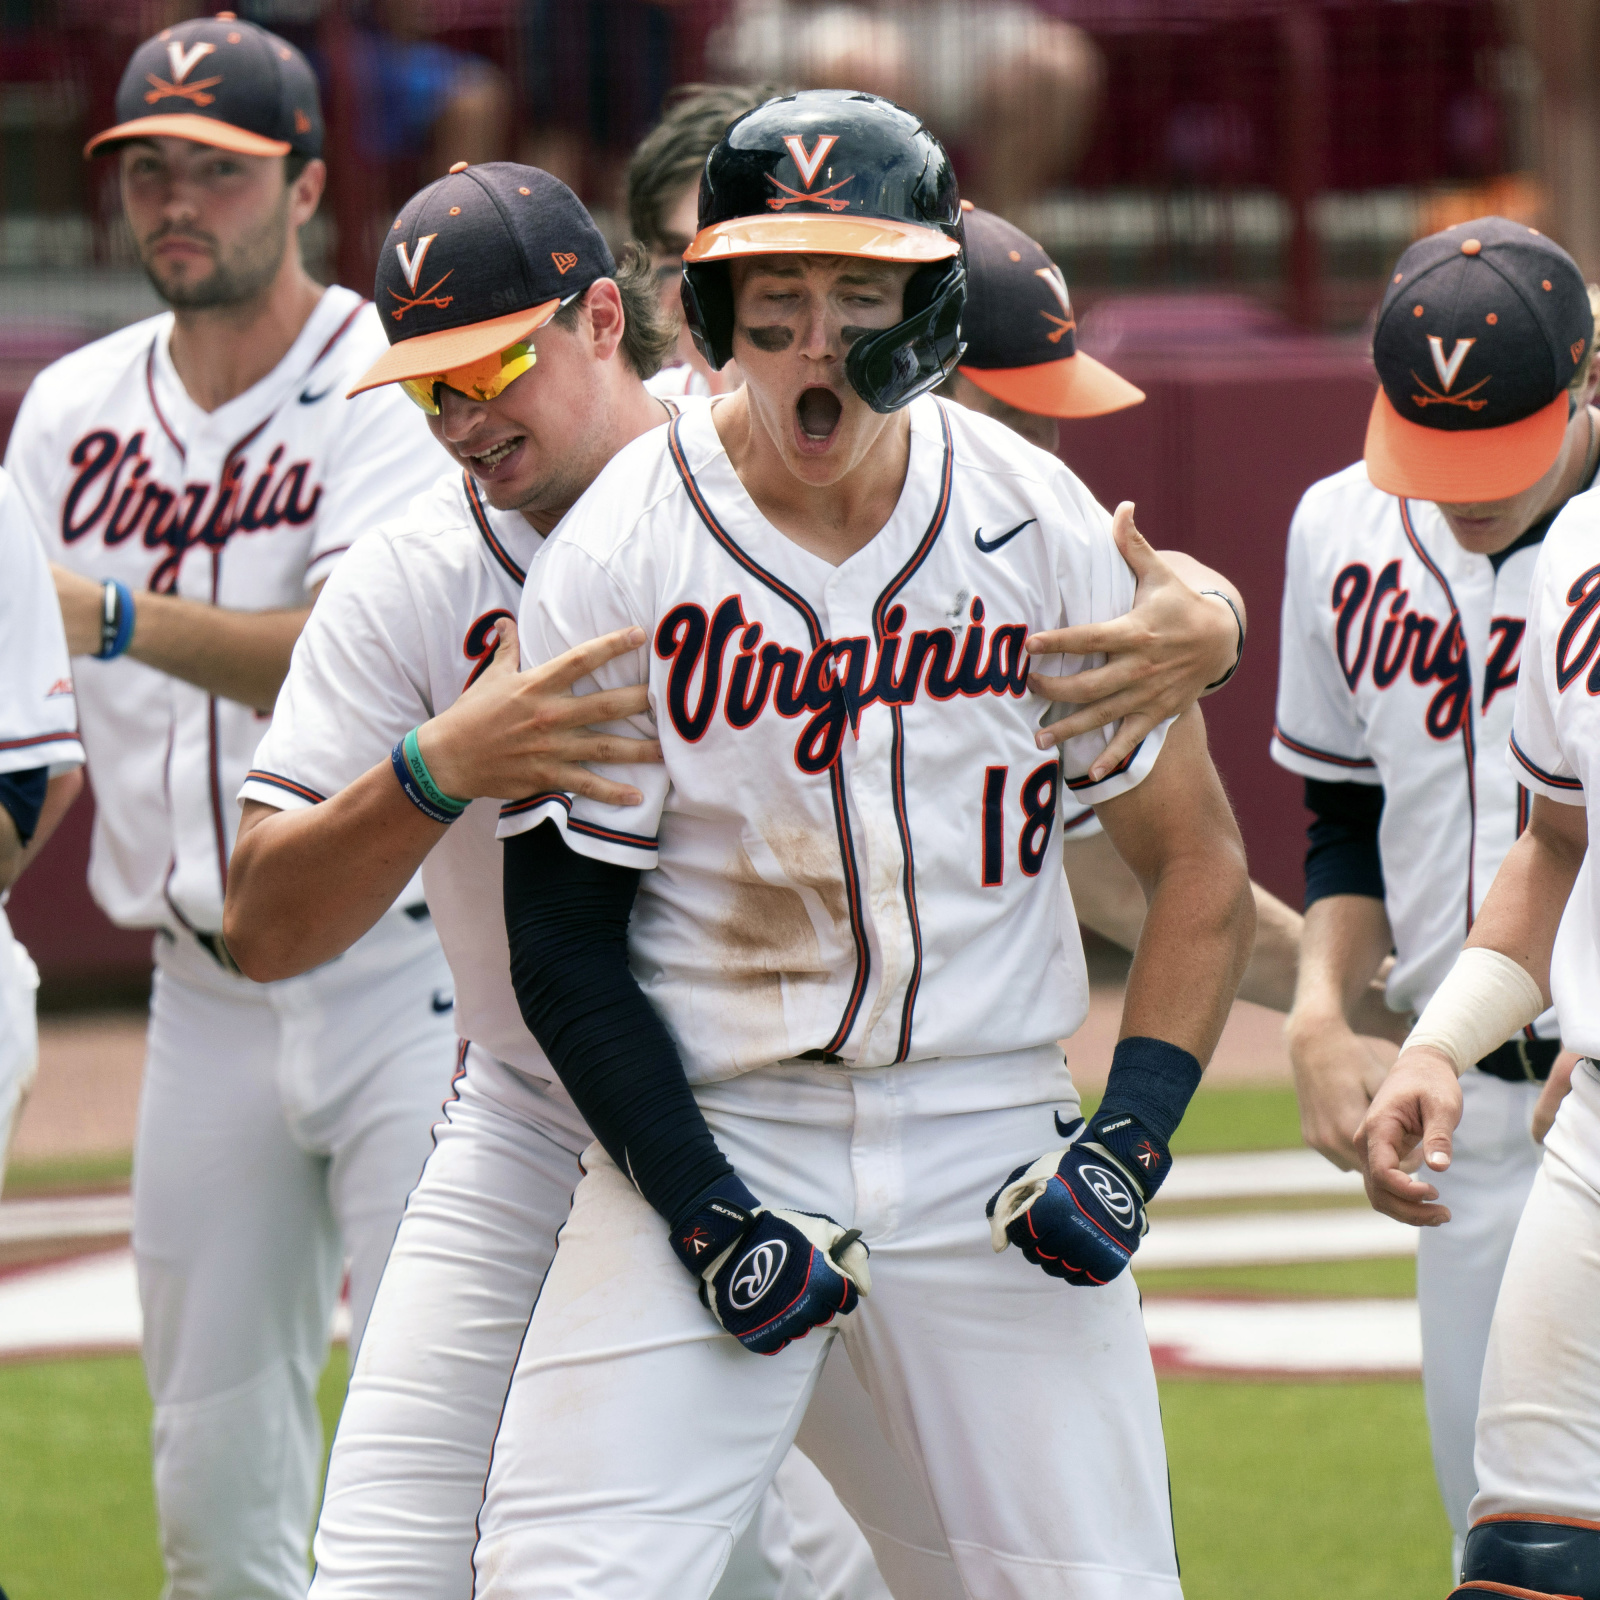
top-left (1273, 461), bottom-right (1554, 1025)
top-left (3, 286), bottom-right (442, 935)
top-left (241, 467), bottom-right (556, 1080)
top-left (0, 466), bottom-right (83, 781)
top-left (500, 394), bottom-right (1170, 1083)
top-left (1507, 486), bottom-right (1600, 1060)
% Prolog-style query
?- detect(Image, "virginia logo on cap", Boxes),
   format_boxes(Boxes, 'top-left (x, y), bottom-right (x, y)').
top-left (145, 40), bottom-right (221, 106)
top-left (1415, 335), bottom-right (1487, 409)
top-left (1034, 264), bottom-right (1076, 345)
top-left (390, 234), bottom-right (453, 321)
top-left (767, 133), bottom-right (851, 212)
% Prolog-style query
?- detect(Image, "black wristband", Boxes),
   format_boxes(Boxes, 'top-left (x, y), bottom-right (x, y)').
top-left (1200, 589), bottom-right (1244, 690)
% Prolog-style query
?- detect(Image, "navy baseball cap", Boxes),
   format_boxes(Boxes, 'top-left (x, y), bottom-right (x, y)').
top-left (350, 163), bottom-right (616, 396)
top-left (956, 204), bottom-right (1143, 418)
top-left (85, 14), bottom-right (322, 162)
top-left (1366, 217), bottom-right (1593, 501)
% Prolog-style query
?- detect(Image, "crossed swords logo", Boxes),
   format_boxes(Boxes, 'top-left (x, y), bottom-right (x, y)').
top-left (1411, 334), bottom-right (1489, 411)
top-left (766, 134), bottom-right (853, 212)
top-left (389, 233), bottom-right (454, 321)
top-left (144, 40), bottom-right (222, 108)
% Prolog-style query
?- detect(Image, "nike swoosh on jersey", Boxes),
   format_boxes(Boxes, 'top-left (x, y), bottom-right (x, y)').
top-left (430, 990), bottom-right (454, 1013)
top-left (974, 518), bottom-right (1037, 554)
top-left (299, 383), bottom-right (335, 405)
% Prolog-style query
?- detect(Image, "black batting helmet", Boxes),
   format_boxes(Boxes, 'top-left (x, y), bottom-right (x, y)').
top-left (681, 89), bottom-right (966, 413)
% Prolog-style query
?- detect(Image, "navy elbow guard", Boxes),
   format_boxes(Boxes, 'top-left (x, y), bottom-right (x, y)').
top-left (1453, 1515), bottom-right (1600, 1600)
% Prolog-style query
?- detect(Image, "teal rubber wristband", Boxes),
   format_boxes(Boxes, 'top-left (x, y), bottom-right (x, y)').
top-left (401, 728), bottom-right (468, 818)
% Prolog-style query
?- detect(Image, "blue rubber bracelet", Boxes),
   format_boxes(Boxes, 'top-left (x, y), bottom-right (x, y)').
top-left (390, 739), bottom-right (462, 825)
top-left (97, 580), bottom-right (135, 660)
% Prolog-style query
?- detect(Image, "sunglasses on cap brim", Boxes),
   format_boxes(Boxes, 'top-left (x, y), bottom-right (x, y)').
top-left (398, 294), bottom-right (580, 414)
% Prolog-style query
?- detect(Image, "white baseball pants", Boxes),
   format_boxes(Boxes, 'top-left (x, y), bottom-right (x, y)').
top-left (475, 1049), bottom-right (1183, 1600)
top-left (310, 1046), bottom-right (936, 1600)
top-left (1471, 1058), bottom-right (1600, 1524)
top-left (134, 911), bottom-right (459, 1600)
top-left (1416, 1070), bottom-right (1543, 1543)
top-left (0, 905), bottom-right (39, 1192)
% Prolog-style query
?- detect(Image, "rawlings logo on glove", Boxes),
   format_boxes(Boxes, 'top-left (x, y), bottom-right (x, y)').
top-left (986, 1110), bottom-right (1170, 1286)
top-left (670, 1177), bottom-right (870, 1355)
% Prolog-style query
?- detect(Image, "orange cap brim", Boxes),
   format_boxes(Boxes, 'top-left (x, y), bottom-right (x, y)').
top-left (685, 214), bottom-right (959, 266)
top-left (85, 115), bottom-right (291, 159)
top-left (1364, 387), bottom-right (1570, 502)
top-left (960, 352), bottom-right (1145, 419)
top-left (347, 301), bottom-right (565, 398)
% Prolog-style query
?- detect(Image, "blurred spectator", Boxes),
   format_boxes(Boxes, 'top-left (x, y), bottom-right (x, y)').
top-left (626, 81), bottom-right (784, 393)
top-left (345, 0), bottom-right (511, 173)
top-left (707, 1), bottom-right (1102, 217)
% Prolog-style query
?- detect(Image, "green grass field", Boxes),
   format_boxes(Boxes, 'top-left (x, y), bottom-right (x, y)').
top-left (0, 1351), bottom-right (1450, 1600)
top-left (2, 1087), bottom-right (1451, 1597)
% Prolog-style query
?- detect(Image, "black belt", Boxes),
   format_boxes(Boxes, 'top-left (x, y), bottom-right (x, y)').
top-left (1476, 1037), bottom-right (1559, 1083)
top-left (194, 930), bottom-right (243, 976)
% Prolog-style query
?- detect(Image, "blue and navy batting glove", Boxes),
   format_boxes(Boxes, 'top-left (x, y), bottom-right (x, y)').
top-left (986, 1113), bottom-right (1165, 1285)
top-left (670, 1176), bottom-right (870, 1356)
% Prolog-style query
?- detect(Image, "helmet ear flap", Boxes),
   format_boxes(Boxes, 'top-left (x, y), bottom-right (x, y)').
top-left (844, 257), bottom-right (967, 413)
top-left (681, 263), bottom-right (736, 370)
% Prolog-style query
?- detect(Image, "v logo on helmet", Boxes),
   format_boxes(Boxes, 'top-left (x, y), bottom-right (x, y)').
top-left (783, 134), bottom-right (837, 189)
top-left (396, 234), bottom-right (438, 292)
top-left (166, 40), bottom-right (216, 82)
top-left (1426, 335), bottom-right (1476, 393)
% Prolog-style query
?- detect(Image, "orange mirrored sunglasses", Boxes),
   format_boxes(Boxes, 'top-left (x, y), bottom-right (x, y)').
top-left (399, 339), bottom-right (537, 414)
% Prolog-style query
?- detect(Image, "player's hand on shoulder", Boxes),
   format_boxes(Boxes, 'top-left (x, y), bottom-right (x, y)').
top-left (416, 617), bottom-right (662, 808)
top-left (670, 1177), bottom-right (870, 1356)
top-left (1028, 503), bottom-right (1242, 781)
top-left (1353, 1045), bottom-right (1462, 1227)
top-left (987, 1109), bottom-right (1169, 1285)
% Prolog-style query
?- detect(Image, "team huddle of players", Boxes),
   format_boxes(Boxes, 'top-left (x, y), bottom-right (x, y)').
top-left (1, 12), bottom-right (1598, 1600)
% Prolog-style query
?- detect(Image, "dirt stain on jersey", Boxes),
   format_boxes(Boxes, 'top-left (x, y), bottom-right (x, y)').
top-left (715, 841), bottom-right (825, 976)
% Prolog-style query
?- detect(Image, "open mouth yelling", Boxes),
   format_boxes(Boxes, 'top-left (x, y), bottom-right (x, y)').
top-left (795, 386), bottom-right (843, 451)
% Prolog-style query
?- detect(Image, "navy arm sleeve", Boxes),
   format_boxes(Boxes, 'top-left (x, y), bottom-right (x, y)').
top-left (0, 766), bottom-right (48, 846)
top-left (503, 821), bottom-right (735, 1227)
top-left (1303, 777), bottom-right (1385, 910)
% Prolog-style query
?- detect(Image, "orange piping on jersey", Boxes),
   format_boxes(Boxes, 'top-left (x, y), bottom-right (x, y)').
top-left (869, 401), bottom-right (955, 1061)
top-left (1399, 499), bottom-right (1478, 936)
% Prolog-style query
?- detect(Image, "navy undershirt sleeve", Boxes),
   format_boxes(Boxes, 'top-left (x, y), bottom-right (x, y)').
top-left (0, 766), bottom-right (48, 846)
top-left (503, 821), bottom-right (735, 1227)
top-left (1303, 777), bottom-right (1386, 909)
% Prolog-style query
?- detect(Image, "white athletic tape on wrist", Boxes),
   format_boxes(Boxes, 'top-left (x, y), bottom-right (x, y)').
top-left (1402, 947), bottom-right (1546, 1077)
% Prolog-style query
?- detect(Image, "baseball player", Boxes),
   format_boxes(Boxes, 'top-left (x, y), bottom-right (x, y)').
top-left (482, 90), bottom-right (1253, 1598)
top-left (1356, 485), bottom-right (1600, 1598)
top-left (0, 467), bottom-right (85, 1190)
top-left (2, 19), bottom-right (461, 1597)
top-left (1274, 217), bottom-right (1599, 1568)
top-left (224, 150), bottom-right (1244, 1597)
top-left (226, 161), bottom-right (889, 1600)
